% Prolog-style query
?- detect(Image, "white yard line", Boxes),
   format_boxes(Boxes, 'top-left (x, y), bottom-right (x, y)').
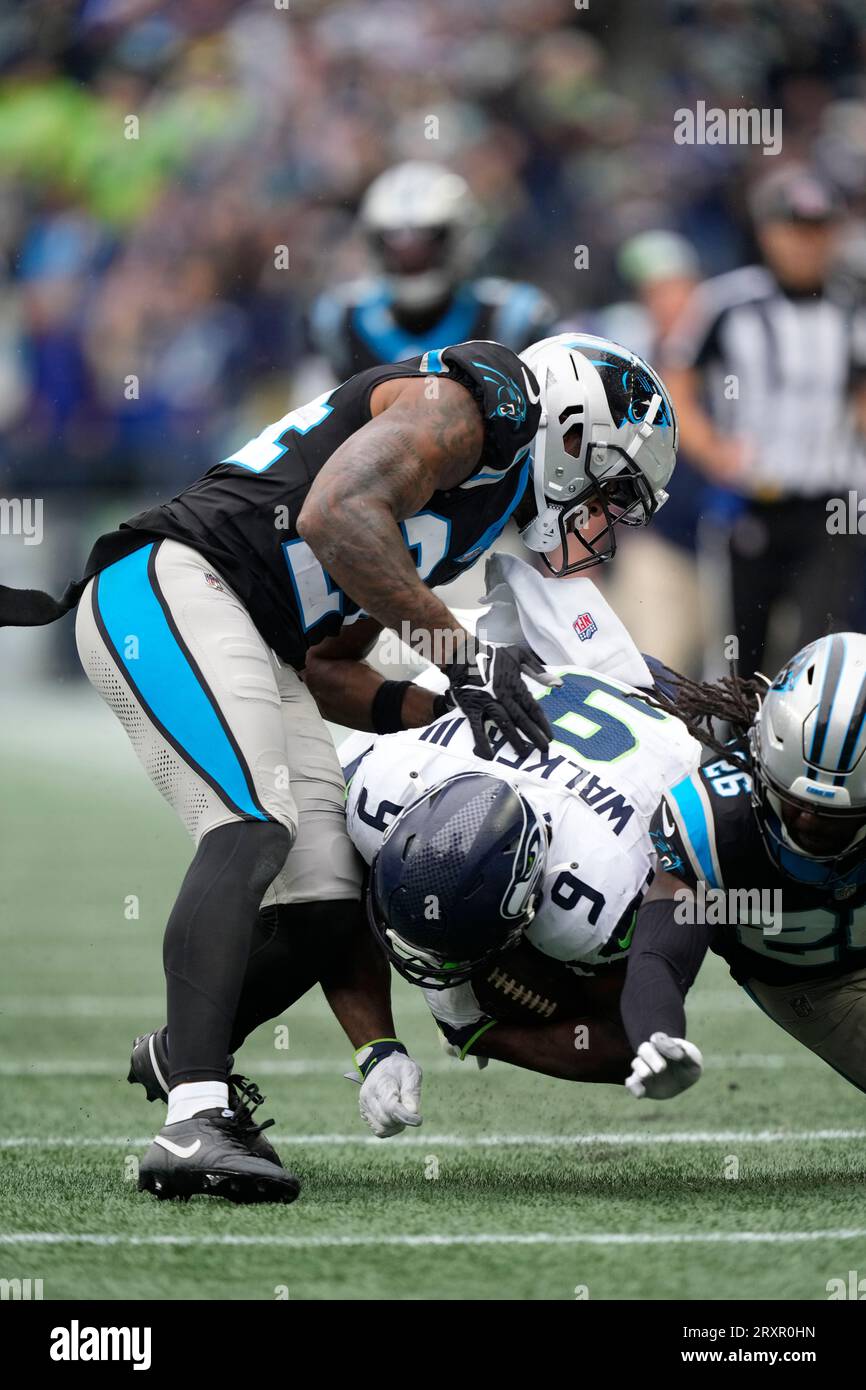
top-left (0, 998), bottom-right (167, 1018)
top-left (2, 1128), bottom-right (865, 1150)
top-left (0, 1053), bottom-right (808, 1078)
top-left (1, 1229), bottom-right (865, 1249)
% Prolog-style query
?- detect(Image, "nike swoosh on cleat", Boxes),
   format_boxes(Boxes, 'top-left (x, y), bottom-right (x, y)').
top-left (154, 1136), bottom-right (202, 1159)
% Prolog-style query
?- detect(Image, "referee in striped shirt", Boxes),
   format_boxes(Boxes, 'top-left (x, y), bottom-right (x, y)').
top-left (664, 165), bottom-right (866, 679)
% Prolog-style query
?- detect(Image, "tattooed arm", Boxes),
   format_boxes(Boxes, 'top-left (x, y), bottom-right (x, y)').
top-left (297, 376), bottom-right (481, 648)
top-left (298, 374), bottom-right (550, 758)
top-left (303, 615), bottom-right (441, 730)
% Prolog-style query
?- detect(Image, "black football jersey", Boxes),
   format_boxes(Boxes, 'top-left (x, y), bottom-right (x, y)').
top-left (651, 745), bottom-right (866, 985)
top-left (85, 342), bottom-right (540, 667)
top-left (310, 277), bottom-right (556, 381)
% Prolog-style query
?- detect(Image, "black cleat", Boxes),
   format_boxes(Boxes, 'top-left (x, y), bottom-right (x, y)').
top-left (128, 1029), bottom-right (176, 1104)
top-left (128, 1029), bottom-right (283, 1166)
top-left (138, 1109), bottom-right (300, 1205)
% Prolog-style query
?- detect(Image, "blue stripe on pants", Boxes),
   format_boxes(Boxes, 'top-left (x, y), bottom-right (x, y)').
top-left (95, 543), bottom-right (268, 821)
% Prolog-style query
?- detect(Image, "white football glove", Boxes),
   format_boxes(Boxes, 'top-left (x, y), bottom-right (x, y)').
top-left (625, 1032), bottom-right (703, 1100)
top-left (358, 1052), bottom-right (423, 1138)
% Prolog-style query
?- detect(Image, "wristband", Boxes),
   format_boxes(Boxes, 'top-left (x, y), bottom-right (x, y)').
top-left (354, 1038), bottom-right (408, 1079)
top-left (371, 680), bottom-right (413, 735)
top-left (436, 1016), bottom-right (497, 1059)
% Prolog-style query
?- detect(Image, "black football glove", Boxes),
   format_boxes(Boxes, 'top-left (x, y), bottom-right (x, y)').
top-left (442, 641), bottom-right (555, 760)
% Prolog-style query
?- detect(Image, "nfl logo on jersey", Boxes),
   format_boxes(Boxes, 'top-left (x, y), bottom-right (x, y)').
top-left (573, 611), bottom-right (597, 642)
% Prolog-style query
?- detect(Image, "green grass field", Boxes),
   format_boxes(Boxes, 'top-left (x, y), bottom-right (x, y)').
top-left (2, 693), bottom-right (866, 1301)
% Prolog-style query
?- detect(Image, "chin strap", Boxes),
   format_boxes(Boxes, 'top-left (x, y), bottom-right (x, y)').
top-left (518, 502), bottom-right (561, 553)
top-left (624, 392), bottom-right (662, 459)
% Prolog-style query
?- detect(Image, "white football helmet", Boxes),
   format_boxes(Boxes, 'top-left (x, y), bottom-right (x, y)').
top-left (516, 333), bottom-right (678, 576)
top-left (360, 161), bottom-right (481, 312)
top-left (750, 633), bottom-right (866, 874)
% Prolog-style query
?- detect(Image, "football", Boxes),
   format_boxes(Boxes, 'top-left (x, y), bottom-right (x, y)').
top-left (471, 938), bottom-right (626, 1025)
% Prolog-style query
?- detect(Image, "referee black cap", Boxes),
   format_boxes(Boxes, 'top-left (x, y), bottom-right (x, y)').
top-left (750, 165), bottom-right (845, 225)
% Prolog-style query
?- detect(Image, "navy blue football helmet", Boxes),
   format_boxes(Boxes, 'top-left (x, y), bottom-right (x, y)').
top-left (367, 772), bottom-right (548, 989)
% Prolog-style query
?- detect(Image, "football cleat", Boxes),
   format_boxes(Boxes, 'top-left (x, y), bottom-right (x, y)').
top-left (127, 1029), bottom-right (282, 1166)
top-left (138, 1109), bottom-right (300, 1205)
top-left (128, 1029), bottom-right (175, 1104)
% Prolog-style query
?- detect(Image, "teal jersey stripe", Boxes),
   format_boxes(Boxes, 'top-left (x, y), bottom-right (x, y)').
top-left (670, 775), bottom-right (719, 888)
top-left (96, 545), bottom-right (268, 822)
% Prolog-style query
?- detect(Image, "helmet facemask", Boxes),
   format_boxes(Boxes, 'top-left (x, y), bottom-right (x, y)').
top-left (749, 709), bottom-right (866, 877)
top-left (517, 335), bottom-right (675, 578)
top-left (539, 447), bottom-right (660, 577)
top-left (360, 162), bottom-right (482, 314)
top-left (366, 894), bottom-right (530, 990)
top-left (369, 225), bottom-right (455, 311)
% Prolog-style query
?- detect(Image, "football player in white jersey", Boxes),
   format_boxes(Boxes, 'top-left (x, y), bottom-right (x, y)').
top-left (334, 655), bottom-right (702, 1130)
top-left (124, 549), bottom-right (706, 1140)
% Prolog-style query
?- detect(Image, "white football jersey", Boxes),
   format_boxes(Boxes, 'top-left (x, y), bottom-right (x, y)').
top-left (343, 664), bottom-right (701, 1035)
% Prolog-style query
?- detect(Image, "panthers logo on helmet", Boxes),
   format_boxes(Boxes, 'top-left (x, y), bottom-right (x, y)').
top-left (771, 643), bottom-right (815, 693)
top-left (585, 347), bottom-right (673, 429)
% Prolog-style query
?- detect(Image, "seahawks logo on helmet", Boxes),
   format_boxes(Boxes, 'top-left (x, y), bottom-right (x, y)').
top-left (367, 771), bottom-right (548, 990)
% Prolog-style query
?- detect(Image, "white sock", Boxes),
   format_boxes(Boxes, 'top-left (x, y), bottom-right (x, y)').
top-left (166, 1081), bottom-right (229, 1125)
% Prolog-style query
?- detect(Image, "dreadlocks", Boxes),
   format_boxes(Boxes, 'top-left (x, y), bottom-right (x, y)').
top-left (629, 664), bottom-right (769, 773)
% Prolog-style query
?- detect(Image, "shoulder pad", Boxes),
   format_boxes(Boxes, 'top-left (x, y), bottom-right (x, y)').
top-left (652, 769), bottom-right (723, 889)
top-left (420, 340), bottom-right (541, 465)
top-left (308, 286), bottom-right (358, 373)
top-left (652, 756), bottom-right (753, 889)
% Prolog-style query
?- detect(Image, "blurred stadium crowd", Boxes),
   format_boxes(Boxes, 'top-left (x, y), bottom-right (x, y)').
top-left (2, 0), bottom-right (866, 679)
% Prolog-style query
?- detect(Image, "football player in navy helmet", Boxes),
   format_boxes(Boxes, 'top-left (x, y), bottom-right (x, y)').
top-left (1, 326), bottom-right (679, 1191)
top-left (367, 772), bottom-right (548, 989)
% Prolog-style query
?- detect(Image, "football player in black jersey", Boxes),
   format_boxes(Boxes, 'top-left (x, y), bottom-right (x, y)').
top-left (309, 162), bottom-right (557, 380)
top-left (620, 634), bottom-right (866, 1101)
top-left (0, 334), bottom-right (678, 1199)
top-left (120, 335), bottom-right (679, 1150)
